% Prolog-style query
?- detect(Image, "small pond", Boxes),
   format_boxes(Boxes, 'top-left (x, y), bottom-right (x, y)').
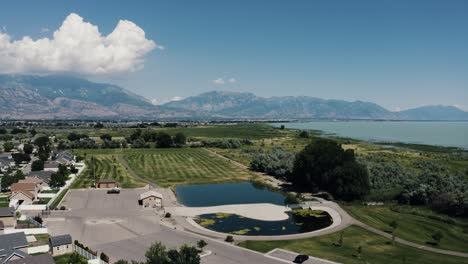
top-left (195, 210), bottom-right (333, 236)
top-left (176, 182), bottom-right (333, 236)
top-left (175, 182), bottom-right (286, 207)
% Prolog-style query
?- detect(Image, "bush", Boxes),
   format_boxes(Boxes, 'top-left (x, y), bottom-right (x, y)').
top-left (60, 206), bottom-right (66, 210)
top-left (165, 212), bottom-right (171, 218)
top-left (225, 235), bottom-right (234, 242)
top-left (250, 147), bottom-right (294, 177)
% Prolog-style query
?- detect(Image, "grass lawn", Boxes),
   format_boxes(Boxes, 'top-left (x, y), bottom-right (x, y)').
top-left (238, 225), bottom-right (467, 264)
top-left (33, 197), bottom-right (52, 204)
top-left (72, 153), bottom-right (146, 188)
top-left (125, 148), bottom-right (255, 187)
top-left (49, 188), bottom-right (68, 208)
top-left (54, 253), bottom-right (87, 264)
top-left (29, 234), bottom-right (50, 246)
top-left (0, 196), bottom-right (9, 207)
top-left (344, 204), bottom-right (468, 253)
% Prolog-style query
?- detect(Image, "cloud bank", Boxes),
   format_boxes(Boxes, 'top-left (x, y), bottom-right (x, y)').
top-left (0, 13), bottom-right (158, 75)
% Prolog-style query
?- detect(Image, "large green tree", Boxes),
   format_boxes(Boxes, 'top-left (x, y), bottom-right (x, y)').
top-left (291, 138), bottom-right (370, 200)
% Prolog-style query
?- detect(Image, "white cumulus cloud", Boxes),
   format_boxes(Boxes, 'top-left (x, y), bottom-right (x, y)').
top-left (212, 78), bottom-right (225, 85)
top-left (212, 77), bottom-right (237, 85)
top-left (0, 13), bottom-right (159, 75)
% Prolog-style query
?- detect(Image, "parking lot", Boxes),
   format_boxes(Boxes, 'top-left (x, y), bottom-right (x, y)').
top-left (46, 189), bottom-right (285, 264)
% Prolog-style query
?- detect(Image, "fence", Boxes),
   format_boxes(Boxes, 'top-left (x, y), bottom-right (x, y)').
top-left (73, 244), bottom-right (98, 260)
top-left (26, 215), bottom-right (46, 228)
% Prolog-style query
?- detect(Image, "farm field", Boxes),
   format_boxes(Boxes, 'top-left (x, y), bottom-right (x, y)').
top-left (344, 204), bottom-right (468, 253)
top-left (239, 225), bottom-right (467, 264)
top-left (71, 152), bottom-right (146, 188)
top-left (73, 148), bottom-right (256, 188)
top-left (124, 148), bottom-right (255, 187)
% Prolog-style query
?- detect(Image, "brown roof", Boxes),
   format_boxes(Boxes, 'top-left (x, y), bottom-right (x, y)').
top-left (18, 177), bottom-right (43, 184)
top-left (10, 190), bottom-right (35, 200)
top-left (10, 183), bottom-right (36, 193)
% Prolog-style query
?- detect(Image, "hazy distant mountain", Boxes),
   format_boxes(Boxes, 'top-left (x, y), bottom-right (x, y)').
top-left (398, 105), bottom-right (468, 121)
top-left (1, 75), bottom-right (467, 120)
top-left (0, 75), bottom-right (196, 119)
top-left (164, 91), bottom-right (399, 119)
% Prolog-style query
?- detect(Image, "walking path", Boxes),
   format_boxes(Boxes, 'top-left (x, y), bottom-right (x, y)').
top-left (202, 148), bottom-right (468, 258)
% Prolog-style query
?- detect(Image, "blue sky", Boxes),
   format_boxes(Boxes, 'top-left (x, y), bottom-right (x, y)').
top-left (0, 0), bottom-right (467, 110)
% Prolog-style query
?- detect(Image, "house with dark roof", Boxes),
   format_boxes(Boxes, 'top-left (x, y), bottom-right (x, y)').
top-left (55, 151), bottom-right (74, 166)
top-left (27, 171), bottom-right (53, 185)
top-left (43, 162), bottom-right (60, 172)
top-left (7, 254), bottom-right (55, 264)
top-left (0, 232), bottom-right (29, 264)
top-left (0, 207), bottom-right (15, 229)
top-left (49, 234), bottom-right (73, 256)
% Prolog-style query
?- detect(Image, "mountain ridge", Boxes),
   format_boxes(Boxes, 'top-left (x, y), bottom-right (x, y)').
top-left (1, 74), bottom-right (467, 120)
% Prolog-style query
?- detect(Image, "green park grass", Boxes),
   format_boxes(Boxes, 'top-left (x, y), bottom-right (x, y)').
top-left (72, 154), bottom-right (146, 188)
top-left (124, 148), bottom-right (255, 187)
top-left (49, 188), bottom-right (68, 208)
top-left (344, 204), bottom-right (468, 253)
top-left (238, 225), bottom-right (467, 264)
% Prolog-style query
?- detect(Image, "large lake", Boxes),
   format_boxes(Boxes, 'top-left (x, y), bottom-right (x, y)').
top-left (272, 121), bottom-right (468, 149)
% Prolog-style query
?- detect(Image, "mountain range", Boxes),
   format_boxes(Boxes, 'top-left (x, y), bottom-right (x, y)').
top-left (0, 74), bottom-right (467, 121)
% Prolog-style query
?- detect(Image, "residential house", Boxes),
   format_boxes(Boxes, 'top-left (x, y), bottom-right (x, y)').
top-left (139, 190), bottom-right (163, 208)
top-left (26, 171), bottom-right (53, 186)
top-left (0, 232), bottom-right (29, 264)
top-left (9, 183), bottom-right (38, 205)
top-left (55, 151), bottom-right (74, 166)
top-left (18, 177), bottom-right (46, 191)
top-left (49, 234), bottom-right (73, 256)
top-left (7, 254), bottom-right (55, 264)
top-left (43, 162), bottom-right (59, 172)
top-left (0, 207), bottom-right (15, 229)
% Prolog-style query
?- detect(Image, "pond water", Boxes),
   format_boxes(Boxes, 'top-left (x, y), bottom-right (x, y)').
top-left (175, 182), bottom-right (286, 207)
top-left (176, 182), bottom-right (333, 236)
top-left (195, 211), bottom-right (332, 236)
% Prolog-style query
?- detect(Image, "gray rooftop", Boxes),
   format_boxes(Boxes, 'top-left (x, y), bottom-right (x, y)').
top-left (0, 207), bottom-right (14, 217)
top-left (49, 234), bottom-right (72, 247)
top-left (27, 171), bottom-right (53, 183)
top-left (0, 232), bottom-right (28, 251)
top-left (0, 249), bottom-right (29, 264)
top-left (6, 253), bottom-right (54, 264)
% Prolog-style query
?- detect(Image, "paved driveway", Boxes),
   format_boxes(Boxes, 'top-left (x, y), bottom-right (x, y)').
top-left (46, 189), bottom-right (286, 264)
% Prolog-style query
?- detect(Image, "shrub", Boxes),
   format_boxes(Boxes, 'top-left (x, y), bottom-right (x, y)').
top-left (225, 235), bottom-right (234, 242)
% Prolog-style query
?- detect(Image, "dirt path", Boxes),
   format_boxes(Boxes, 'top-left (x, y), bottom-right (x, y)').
top-left (118, 155), bottom-right (160, 188)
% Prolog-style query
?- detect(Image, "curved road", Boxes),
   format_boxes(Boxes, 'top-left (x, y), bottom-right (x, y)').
top-left (204, 148), bottom-right (468, 258)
